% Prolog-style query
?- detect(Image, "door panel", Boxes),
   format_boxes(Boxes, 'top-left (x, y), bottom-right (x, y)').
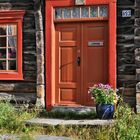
top-left (55, 22), bottom-right (108, 106)
top-left (83, 23), bottom-right (108, 106)
top-left (55, 24), bottom-right (81, 105)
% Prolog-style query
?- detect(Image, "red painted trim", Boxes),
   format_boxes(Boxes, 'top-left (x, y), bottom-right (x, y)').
top-left (0, 10), bottom-right (25, 80)
top-left (45, 2), bottom-right (52, 110)
top-left (45, 0), bottom-right (116, 110)
top-left (109, 2), bottom-right (116, 88)
top-left (0, 10), bottom-right (25, 19)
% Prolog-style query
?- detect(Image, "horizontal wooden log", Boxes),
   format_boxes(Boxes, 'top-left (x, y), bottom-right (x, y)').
top-left (117, 0), bottom-right (134, 6)
top-left (24, 53), bottom-right (36, 62)
top-left (23, 42), bottom-right (36, 47)
top-left (117, 26), bottom-right (134, 35)
top-left (118, 64), bottom-right (136, 74)
top-left (117, 38), bottom-right (134, 44)
top-left (117, 17), bottom-right (134, 26)
top-left (119, 87), bottom-right (135, 97)
top-left (23, 29), bottom-right (36, 33)
top-left (23, 46), bottom-right (36, 52)
top-left (23, 71), bottom-right (36, 82)
top-left (123, 97), bottom-right (136, 108)
top-left (117, 34), bottom-right (134, 40)
top-left (118, 75), bottom-right (136, 81)
top-left (118, 53), bottom-right (135, 64)
top-left (117, 43), bottom-right (135, 53)
top-left (0, 0), bottom-right (33, 2)
top-left (24, 61), bottom-right (36, 71)
top-left (118, 80), bottom-right (136, 88)
top-left (0, 2), bottom-right (34, 10)
top-left (23, 22), bottom-right (35, 30)
top-left (0, 83), bottom-right (36, 93)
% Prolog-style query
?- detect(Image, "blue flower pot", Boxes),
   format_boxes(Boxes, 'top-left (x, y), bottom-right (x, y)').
top-left (96, 104), bottom-right (114, 119)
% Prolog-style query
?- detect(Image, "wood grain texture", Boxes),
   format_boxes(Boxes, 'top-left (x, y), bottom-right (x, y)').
top-left (117, 0), bottom-right (136, 108)
top-left (0, 0), bottom-right (36, 94)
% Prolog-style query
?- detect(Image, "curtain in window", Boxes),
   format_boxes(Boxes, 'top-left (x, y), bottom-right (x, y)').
top-left (8, 25), bottom-right (16, 47)
top-left (8, 26), bottom-right (16, 59)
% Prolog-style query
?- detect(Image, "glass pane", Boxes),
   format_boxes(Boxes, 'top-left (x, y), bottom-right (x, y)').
top-left (99, 6), bottom-right (108, 17)
top-left (63, 8), bottom-right (71, 19)
top-left (0, 49), bottom-right (6, 58)
top-left (0, 37), bottom-right (6, 47)
top-left (8, 60), bottom-right (16, 70)
top-left (72, 7), bottom-right (80, 18)
top-left (8, 25), bottom-right (17, 36)
top-left (8, 36), bottom-right (17, 47)
top-left (0, 25), bottom-right (6, 35)
top-left (81, 7), bottom-right (89, 18)
top-left (0, 60), bottom-right (6, 70)
top-left (90, 6), bottom-right (98, 17)
top-left (55, 8), bottom-right (62, 19)
top-left (8, 48), bottom-right (16, 58)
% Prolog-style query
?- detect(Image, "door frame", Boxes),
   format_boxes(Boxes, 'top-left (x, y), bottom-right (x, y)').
top-left (45, 0), bottom-right (116, 110)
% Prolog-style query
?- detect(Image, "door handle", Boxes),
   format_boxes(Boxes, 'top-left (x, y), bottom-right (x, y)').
top-left (77, 56), bottom-right (80, 66)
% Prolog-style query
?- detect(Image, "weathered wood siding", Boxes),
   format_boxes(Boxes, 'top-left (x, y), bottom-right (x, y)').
top-left (0, 0), bottom-right (138, 108)
top-left (0, 1), bottom-right (36, 97)
top-left (135, 0), bottom-right (140, 112)
top-left (117, 0), bottom-right (136, 108)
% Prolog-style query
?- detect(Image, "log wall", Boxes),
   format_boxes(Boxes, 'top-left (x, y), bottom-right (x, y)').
top-left (0, 0), bottom-right (36, 100)
top-left (117, 0), bottom-right (136, 108)
top-left (135, 0), bottom-right (140, 112)
top-left (0, 0), bottom-right (138, 108)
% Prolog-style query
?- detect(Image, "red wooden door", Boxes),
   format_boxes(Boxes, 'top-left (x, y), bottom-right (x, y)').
top-left (55, 22), bottom-right (108, 106)
top-left (82, 23), bottom-right (108, 106)
top-left (55, 24), bottom-right (81, 105)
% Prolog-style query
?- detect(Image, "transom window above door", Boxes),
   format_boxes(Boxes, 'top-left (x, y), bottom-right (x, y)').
top-left (55, 5), bottom-right (108, 20)
top-left (0, 24), bottom-right (17, 71)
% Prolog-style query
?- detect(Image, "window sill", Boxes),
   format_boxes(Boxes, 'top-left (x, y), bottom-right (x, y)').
top-left (0, 72), bottom-right (23, 80)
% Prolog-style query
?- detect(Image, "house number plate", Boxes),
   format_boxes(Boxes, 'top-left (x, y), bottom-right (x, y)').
top-left (122, 10), bottom-right (131, 17)
top-left (88, 41), bottom-right (104, 47)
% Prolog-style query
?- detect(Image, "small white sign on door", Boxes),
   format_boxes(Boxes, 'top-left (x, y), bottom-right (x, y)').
top-left (122, 10), bottom-right (131, 17)
top-left (75, 0), bottom-right (85, 5)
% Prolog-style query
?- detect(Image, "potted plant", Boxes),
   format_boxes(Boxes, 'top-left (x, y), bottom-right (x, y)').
top-left (88, 83), bottom-right (118, 119)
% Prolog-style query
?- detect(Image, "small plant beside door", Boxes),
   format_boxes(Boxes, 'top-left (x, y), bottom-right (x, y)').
top-left (88, 83), bottom-right (118, 119)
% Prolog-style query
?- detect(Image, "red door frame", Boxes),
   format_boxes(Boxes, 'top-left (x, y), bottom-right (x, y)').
top-left (45, 0), bottom-right (116, 110)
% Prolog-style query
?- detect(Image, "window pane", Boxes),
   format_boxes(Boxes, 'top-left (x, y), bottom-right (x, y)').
top-left (0, 37), bottom-right (6, 47)
top-left (0, 24), bottom-right (18, 71)
top-left (8, 25), bottom-right (17, 36)
top-left (0, 60), bottom-right (6, 70)
top-left (8, 60), bottom-right (16, 70)
top-left (99, 6), bottom-right (108, 17)
top-left (8, 48), bottom-right (16, 59)
top-left (90, 6), bottom-right (98, 17)
top-left (81, 7), bottom-right (89, 18)
top-left (8, 36), bottom-right (17, 47)
top-left (63, 8), bottom-right (71, 19)
top-left (55, 6), bottom-right (108, 20)
top-left (0, 25), bottom-right (6, 35)
top-left (55, 8), bottom-right (62, 19)
top-left (72, 8), bottom-right (80, 18)
top-left (0, 49), bottom-right (6, 58)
